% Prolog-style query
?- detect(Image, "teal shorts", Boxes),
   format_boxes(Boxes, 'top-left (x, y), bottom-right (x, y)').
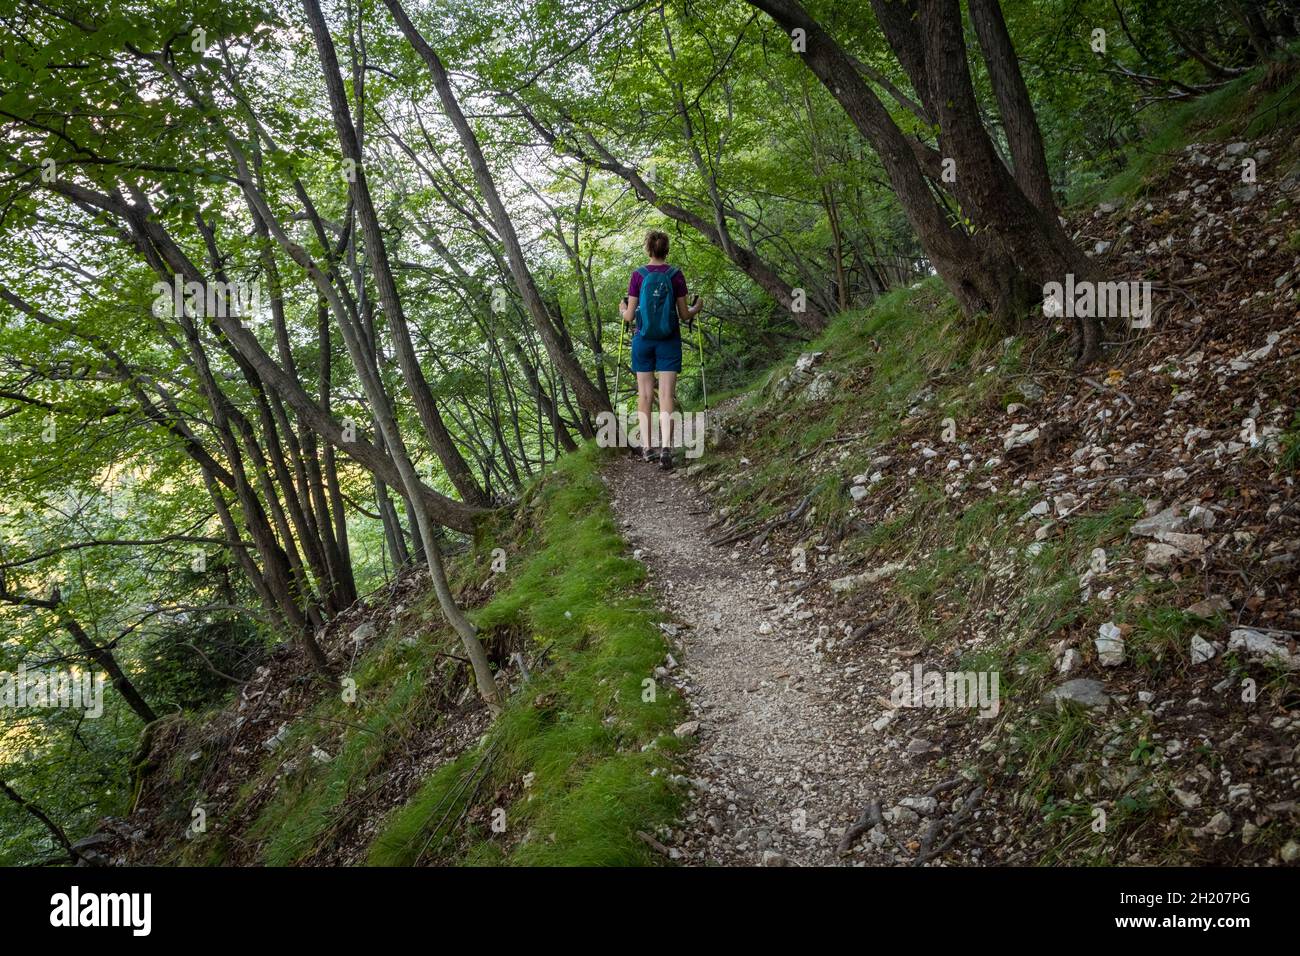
top-left (631, 333), bottom-right (682, 373)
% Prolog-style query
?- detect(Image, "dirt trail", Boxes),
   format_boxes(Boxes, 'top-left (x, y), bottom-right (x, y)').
top-left (607, 456), bottom-right (941, 866)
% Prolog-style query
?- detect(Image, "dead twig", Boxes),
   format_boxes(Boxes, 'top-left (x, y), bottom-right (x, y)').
top-left (636, 829), bottom-right (673, 857)
top-left (710, 492), bottom-right (814, 548)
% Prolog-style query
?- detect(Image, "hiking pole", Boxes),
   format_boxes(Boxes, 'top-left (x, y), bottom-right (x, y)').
top-left (691, 296), bottom-right (708, 414)
top-left (614, 305), bottom-right (626, 414)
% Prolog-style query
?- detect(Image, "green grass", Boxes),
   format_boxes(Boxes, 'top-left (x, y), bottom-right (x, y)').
top-left (1280, 410), bottom-right (1300, 472)
top-left (367, 445), bottom-right (686, 866)
top-left (1093, 58), bottom-right (1300, 203)
top-left (248, 664), bottom-right (431, 866)
top-left (709, 279), bottom-right (1008, 540)
top-left (1126, 607), bottom-right (1205, 675)
top-left (166, 444), bottom-right (685, 868)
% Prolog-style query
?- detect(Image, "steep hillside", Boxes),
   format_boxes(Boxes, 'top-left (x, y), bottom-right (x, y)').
top-left (95, 448), bottom-right (687, 866)
top-left (81, 70), bottom-right (1300, 870)
top-left (655, 84), bottom-right (1300, 865)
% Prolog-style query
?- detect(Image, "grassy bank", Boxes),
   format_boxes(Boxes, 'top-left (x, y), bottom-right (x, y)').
top-left (153, 445), bottom-right (685, 866)
top-left (367, 446), bottom-right (687, 866)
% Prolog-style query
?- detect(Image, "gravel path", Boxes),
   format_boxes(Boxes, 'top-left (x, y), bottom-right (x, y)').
top-left (606, 455), bottom-right (925, 866)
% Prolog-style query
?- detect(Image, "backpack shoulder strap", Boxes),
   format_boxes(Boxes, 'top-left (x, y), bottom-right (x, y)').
top-left (665, 266), bottom-right (679, 279)
top-left (636, 266), bottom-right (650, 278)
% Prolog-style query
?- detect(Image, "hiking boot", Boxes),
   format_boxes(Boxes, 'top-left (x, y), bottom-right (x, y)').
top-left (659, 448), bottom-right (674, 471)
top-left (637, 446), bottom-right (658, 464)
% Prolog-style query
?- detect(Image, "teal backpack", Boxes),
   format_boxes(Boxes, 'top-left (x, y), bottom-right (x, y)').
top-left (636, 266), bottom-right (679, 340)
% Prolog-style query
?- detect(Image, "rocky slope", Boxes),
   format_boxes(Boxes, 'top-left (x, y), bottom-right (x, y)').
top-left (642, 126), bottom-right (1299, 865)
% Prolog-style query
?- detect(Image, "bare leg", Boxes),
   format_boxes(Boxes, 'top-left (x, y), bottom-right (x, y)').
top-left (658, 371), bottom-right (677, 453)
top-left (636, 371), bottom-right (656, 455)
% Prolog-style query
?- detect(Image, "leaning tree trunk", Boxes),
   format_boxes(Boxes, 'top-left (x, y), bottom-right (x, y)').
top-left (0, 779), bottom-right (82, 864)
top-left (383, 0), bottom-right (612, 419)
top-left (303, 0), bottom-right (503, 711)
top-left (747, 0), bottom-right (1103, 363)
top-left (968, 0), bottom-right (1057, 218)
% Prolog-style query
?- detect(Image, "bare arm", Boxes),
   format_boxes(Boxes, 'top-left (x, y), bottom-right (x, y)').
top-left (676, 295), bottom-right (703, 323)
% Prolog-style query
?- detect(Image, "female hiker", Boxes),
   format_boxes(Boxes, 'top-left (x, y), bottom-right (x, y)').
top-left (622, 229), bottom-right (702, 471)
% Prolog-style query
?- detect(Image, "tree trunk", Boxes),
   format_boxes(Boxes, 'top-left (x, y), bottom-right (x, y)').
top-left (968, 0), bottom-right (1057, 218)
top-left (0, 779), bottom-right (82, 863)
top-left (86, 178), bottom-right (484, 532)
top-left (303, 0), bottom-right (502, 712)
top-left (52, 600), bottom-right (159, 724)
top-left (383, 0), bottom-right (611, 420)
top-left (745, 0), bottom-right (1102, 362)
